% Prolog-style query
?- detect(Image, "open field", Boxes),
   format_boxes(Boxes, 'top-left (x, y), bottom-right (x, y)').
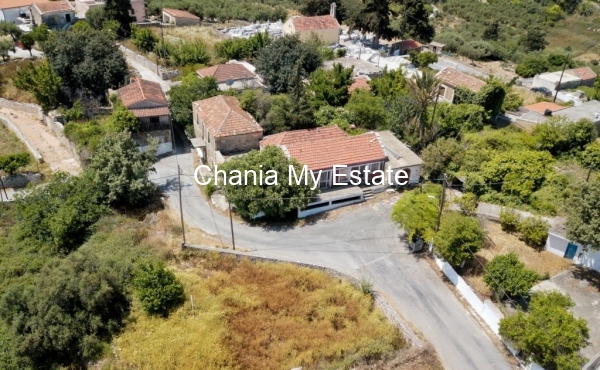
top-left (110, 251), bottom-right (407, 370)
top-left (0, 59), bottom-right (38, 104)
top-left (461, 221), bottom-right (572, 300)
top-left (0, 123), bottom-right (29, 157)
top-left (546, 15), bottom-right (600, 58)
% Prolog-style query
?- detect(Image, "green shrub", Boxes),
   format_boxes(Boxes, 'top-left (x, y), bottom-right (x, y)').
top-left (134, 260), bottom-right (185, 317)
top-left (456, 192), bottom-right (478, 216)
top-left (500, 208), bottom-right (520, 232)
top-left (0, 152), bottom-right (31, 175)
top-left (131, 25), bottom-right (159, 53)
top-left (484, 253), bottom-right (541, 298)
top-left (518, 216), bottom-right (549, 249)
top-left (336, 48), bottom-right (347, 58)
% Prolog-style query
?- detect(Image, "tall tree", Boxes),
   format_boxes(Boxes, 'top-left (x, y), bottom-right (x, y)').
top-left (14, 61), bottom-right (62, 112)
top-left (167, 74), bottom-right (219, 134)
top-left (18, 33), bottom-right (35, 57)
top-left (86, 7), bottom-right (107, 30)
top-left (401, 0), bottom-right (435, 43)
top-left (391, 188), bottom-right (439, 241)
top-left (87, 131), bottom-right (157, 208)
top-left (306, 63), bottom-right (354, 108)
top-left (499, 291), bottom-right (589, 370)
top-left (482, 21), bottom-right (500, 41)
top-left (0, 21), bottom-right (22, 41)
top-left (256, 35), bottom-right (322, 94)
top-left (566, 181), bottom-right (600, 250)
top-left (103, 0), bottom-right (135, 37)
top-left (344, 0), bottom-right (399, 47)
top-left (219, 146), bottom-right (319, 220)
top-left (483, 253), bottom-right (540, 299)
top-left (434, 212), bottom-right (484, 267)
top-left (521, 28), bottom-right (548, 51)
top-left (405, 69), bottom-right (441, 144)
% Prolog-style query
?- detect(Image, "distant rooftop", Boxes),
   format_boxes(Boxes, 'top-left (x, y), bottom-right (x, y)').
top-left (291, 15), bottom-right (340, 32)
top-left (378, 130), bottom-right (422, 169)
top-left (436, 68), bottom-right (486, 93)
top-left (32, 1), bottom-right (72, 13)
top-left (524, 102), bottom-right (564, 115)
top-left (162, 8), bottom-right (200, 20)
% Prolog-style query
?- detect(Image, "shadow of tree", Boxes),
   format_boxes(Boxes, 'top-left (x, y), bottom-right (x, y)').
top-left (572, 265), bottom-right (600, 293)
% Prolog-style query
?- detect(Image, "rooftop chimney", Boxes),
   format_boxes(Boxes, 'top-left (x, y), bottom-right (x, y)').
top-left (330, 2), bottom-right (336, 18)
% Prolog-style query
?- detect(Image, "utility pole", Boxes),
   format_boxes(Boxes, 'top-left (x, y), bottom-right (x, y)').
top-left (178, 166), bottom-right (186, 247)
top-left (553, 53), bottom-right (569, 103)
top-left (228, 202), bottom-right (236, 250)
top-left (435, 173), bottom-right (447, 232)
top-left (587, 166), bottom-right (593, 182)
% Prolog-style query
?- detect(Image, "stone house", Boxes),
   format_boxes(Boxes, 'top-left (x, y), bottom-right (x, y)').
top-left (192, 95), bottom-right (263, 167)
top-left (197, 62), bottom-right (264, 91)
top-left (436, 67), bottom-right (486, 104)
top-left (162, 8), bottom-right (200, 26)
top-left (282, 3), bottom-right (340, 44)
top-left (29, 1), bottom-right (74, 30)
top-left (1, 0), bottom-right (48, 23)
top-left (115, 77), bottom-right (173, 155)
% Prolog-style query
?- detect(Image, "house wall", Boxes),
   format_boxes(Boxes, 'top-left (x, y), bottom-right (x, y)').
top-left (438, 84), bottom-right (455, 104)
top-left (217, 78), bottom-right (263, 91)
top-left (169, 15), bottom-right (199, 26)
top-left (282, 18), bottom-right (295, 36)
top-left (299, 29), bottom-right (338, 45)
top-left (132, 129), bottom-right (173, 156)
top-left (389, 165), bottom-right (421, 185)
top-left (32, 10), bottom-right (75, 29)
top-left (546, 233), bottom-right (600, 273)
top-left (130, 0), bottom-right (145, 22)
top-left (1, 7), bottom-right (28, 23)
top-left (216, 131), bottom-right (262, 155)
top-left (579, 78), bottom-right (595, 87)
top-left (533, 74), bottom-right (581, 91)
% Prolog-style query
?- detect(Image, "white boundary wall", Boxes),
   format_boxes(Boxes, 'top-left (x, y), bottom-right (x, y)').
top-left (546, 233), bottom-right (600, 273)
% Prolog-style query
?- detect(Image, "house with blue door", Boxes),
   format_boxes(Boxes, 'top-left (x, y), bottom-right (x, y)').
top-left (546, 233), bottom-right (600, 273)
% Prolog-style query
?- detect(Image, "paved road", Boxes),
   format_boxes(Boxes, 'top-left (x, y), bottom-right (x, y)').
top-left (150, 147), bottom-right (515, 370)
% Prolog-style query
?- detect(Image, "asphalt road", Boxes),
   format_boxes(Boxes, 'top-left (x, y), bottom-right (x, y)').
top-left (150, 148), bottom-right (515, 370)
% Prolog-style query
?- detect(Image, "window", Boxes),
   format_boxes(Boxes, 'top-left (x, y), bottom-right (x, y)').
top-left (335, 166), bottom-right (347, 183)
top-left (65, 14), bottom-right (71, 23)
top-left (149, 116), bottom-right (159, 124)
top-left (438, 86), bottom-right (446, 99)
top-left (319, 171), bottom-right (331, 188)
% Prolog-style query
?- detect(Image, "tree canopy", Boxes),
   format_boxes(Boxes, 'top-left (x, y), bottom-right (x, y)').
top-left (391, 188), bottom-right (439, 241)
top-left (306, 63), bottom-right (354, 108)
top-left (219, 146), bottom-right (320, 220)
top-left (0, 153), bottom-right (31, 175)
top-left (499, 291), bottom-right (589, 370)
top-left (434, 212), bottom-right (484, 266)
top-left (13, 61), bottom-right (62, 112)
top-left (167, 74), bottom-right (219, 135)
top-left (483, 253), bottom-right (540, 298)
top-left (103, 0), bottom-right (135, 36)
top-left (566, 180), bottom-right (600, 250)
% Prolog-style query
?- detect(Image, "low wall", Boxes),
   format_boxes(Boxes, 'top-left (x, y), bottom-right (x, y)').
top-left (0, 116), bottom-right (43, 163)
top-left (0, 98), bottom-right (44, 118)
top-left (184, 243), bottom-right (424, 349)
top-left (119, 45), bottom-right (181, 80)
top-left (43, 115), bottom-right (87, 167)
top-left (1, 172), bottom-right (42, 189)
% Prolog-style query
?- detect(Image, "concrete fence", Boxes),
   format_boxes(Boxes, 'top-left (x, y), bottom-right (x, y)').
top-left (119, 45), bottom-right (180, 80)
top-left (0, 98), bottom-right (44, 119)
top-left (184, 243), bottom-right (424, 349)
top-left (0, 116), bottom-right (43, 163)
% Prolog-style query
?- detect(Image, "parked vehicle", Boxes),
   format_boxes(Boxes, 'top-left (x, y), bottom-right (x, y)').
top-left (531, 86), bottom-right (552, 97)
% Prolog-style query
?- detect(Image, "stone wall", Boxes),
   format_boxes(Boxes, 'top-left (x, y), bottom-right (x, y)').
top-left (0, 98), bottom-right (44, 118)
top-left (0, 116), bottom-right (43, 163)
top-left (217, 131), bottom-right (263, 155)
top-left (184, 243), bottom-right (424, 348)
top-left (1, 172), bottom-right (42, 189)
top-left (119, 45), bottom-right (181, 80)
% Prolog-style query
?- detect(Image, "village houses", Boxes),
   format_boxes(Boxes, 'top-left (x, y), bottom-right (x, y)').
top-left (282, 3), bottom-right (340, 45)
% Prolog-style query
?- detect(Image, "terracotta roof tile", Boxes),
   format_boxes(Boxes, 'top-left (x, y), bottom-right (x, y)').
top-left (197, 64), bottom-right (256, 84)
top-left (348, 77), bottom-right (371, 92)
top-left (399, 39), bottom-right (422, 50)
top-left (291, 15), bottom-right (340, 32)
top-left (116, 78), bottom-right (168, 108)
top-left (524, 102), bottom-right (564, 114)
top-left (32, 1), bottom-right (72, 13)
top-left (193, 95), bottom-right (263, 138)
top-left (2, 0), bottom-right (48, 9)
top-left (130, 107), bottom-right (170, 118)
top-left (162, 8), bottom-right (200, 20)
top-left (260, 126), bottom-right (346, 147)
top-left (570, 67), bottom-right (597, 81)
top-left (285, 132), bottom-right (386, 171)
top-left (436, 68), bottom-right (486, 93)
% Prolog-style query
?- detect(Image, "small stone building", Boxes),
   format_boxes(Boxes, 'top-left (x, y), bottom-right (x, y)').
top-left (115, 77), bottom-right (173, 155)
top-left (192, 95), bottom-right (263, 167)
top-left (282, 3), bottom-right (340, 44)
top-left (162, 8), bottom-right (200, 26)
top-left (29, 1), bottom-right (74, 30)
top-left (197, 62), bottom-right (263, 91)
top-left (436, 67), bottom-right (486, 104)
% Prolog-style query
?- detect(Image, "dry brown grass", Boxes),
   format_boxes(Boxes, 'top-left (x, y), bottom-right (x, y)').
top-left (109, 250), bottom-right (406, 370)
top-left (0, 59), bottom-right (39, 103)
top-left (461, 221), bottom-right (572, 299)
top-left (0, 123), bottom-right (28, 157)
top-left (156, 26), bottom-right (228, 48)
top-left (513, 86), bottom-right (541, 107)
top-left (545, 14), bottom-right (600, 57)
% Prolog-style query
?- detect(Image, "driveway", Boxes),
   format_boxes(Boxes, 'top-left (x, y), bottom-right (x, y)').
top-left (150, 149), bottom-right (515, 370)
top-left (124, 55), bottom-right (171, 93)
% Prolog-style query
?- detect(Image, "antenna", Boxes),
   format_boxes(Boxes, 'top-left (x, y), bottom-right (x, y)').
top-left (225, 79), bottom-right (234, 87)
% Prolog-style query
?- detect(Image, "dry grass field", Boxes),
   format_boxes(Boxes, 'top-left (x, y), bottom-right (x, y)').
top-left (546, 15), bottom-right (600, 58)
top-left (0, 59), bottom-right (38, 104)
top-left (461, 221), bottom-right (572, 300)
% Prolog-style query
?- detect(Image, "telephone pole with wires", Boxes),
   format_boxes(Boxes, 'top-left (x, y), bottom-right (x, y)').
top-left (228, 202), bottom-right (236, 250)
top-left (435, 173), bottom-right (447, 232)
top-left (178, 165), bottom-right (186, 247)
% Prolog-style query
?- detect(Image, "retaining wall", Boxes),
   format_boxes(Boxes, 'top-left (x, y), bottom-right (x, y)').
top-left (0, 116), bottom-right (43, 163)
top-left (184, 243), bottom-right (424, 348)
top-left (0, 98), bottom-right (44, 118)
top-left (119, 45), bottom-right (180, 80)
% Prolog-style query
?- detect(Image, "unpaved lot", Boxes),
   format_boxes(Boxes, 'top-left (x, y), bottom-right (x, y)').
top-left (533, 266), bottom-right (600, 360)
top-left (0, 107), bottom-right (81, 175)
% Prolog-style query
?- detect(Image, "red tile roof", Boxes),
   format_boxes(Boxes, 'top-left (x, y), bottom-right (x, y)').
top-left (291, 15), bottom-right (340, 32)
top-left (130, 107), bottom-right (170, 118)
top-left (399, 39), bottom-right (422, 50)
top-left (162, 8), bottom-right (200, 20)
top-left (570, 67), bottom-right (597, 81)
top-left (286, 133), bottom-right (386, 171)
top-left (524, 102), bottom-right (564, 114)
top-left (116, 78), bottom-right (168, 108)
top-left (260, 126), bottom-right (347, 147)
top-left (348, 77), bottom-right (371, 93)
top-left (436, 68), bottom-right (486, 93)
top-left (197, 64), bottom-right (256, 84)
top-left (193, 95), bottom-right (262, 138)
top-left (262, 127), bottom-right (386, 171)
top-left (2, 0), bottom-right (48, 10)
top-left (32, 1), bottom-right (72, 13)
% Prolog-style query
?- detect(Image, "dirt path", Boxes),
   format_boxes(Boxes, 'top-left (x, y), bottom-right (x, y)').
top-left (0, 107), bottom-right (81, 175)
